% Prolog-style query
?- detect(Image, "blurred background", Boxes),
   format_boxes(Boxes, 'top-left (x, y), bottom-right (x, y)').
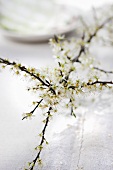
top-left (0, 0), bottom-right (113, 42)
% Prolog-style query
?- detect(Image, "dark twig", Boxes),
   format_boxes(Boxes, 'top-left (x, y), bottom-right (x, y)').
top-left (22, 99), bottom-right (43, 120)
top-left (72, 45), bottom-right (85, 63)
top-left (87, 80), bottom-right (113, 86)
top-left (72, 16), bottom-right (113, 62)
top-left (94, 67), bottom-right (113, 74)
top-left (87, 16), bottom-right (113, 43)
top-left (0, 58), bottom-right (56, 95)
top-left (29, 107), bottom-right (52, 170)
top-left (72, 32), bottom-right (85, 63)
top-left (0, 58), bottom-right (48, 86)
top-left (68, 80), bottom-right (113, 90)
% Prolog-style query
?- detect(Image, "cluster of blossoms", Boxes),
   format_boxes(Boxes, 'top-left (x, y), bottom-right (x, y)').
top-left (0, 5), bottom-right (113, 170)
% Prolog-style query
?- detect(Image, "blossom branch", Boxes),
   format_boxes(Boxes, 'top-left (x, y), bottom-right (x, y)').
top-left (0, 58), bottom-right (56, 95)
top-left (22, 99), bottom-right (43, 120)
top-left (72, 32), bottom-right (85, 63)
top-left (72, 16), bottom-right (113, 63)
top-left (87, 16), bottom-right (113, 43)
top-left (87, 80), bottom-right (113, 86)
top-left (0, 58), bottom-right (48, 85)
top-left (28, 107), bottom-right (52, 170)
top-left (68, 80), bottom-right (113, 90)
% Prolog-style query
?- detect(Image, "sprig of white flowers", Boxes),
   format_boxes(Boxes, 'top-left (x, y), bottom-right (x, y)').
top-left (0, 5), bottom-right (113, 170)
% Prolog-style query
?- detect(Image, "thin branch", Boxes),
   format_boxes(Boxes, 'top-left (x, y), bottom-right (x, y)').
top-left (22, 99), bottom-right (43, 120)
top-left (72, 32), bottom-right (85, 63)
top-left (28, 87), bottom-right (46, 91)
top-left (72, 16), bottom-right (113, 62)
top-left (0, 58), bottom-right (48, 86)
top-left (87, 16), bottom-right (113, 43)
top-left (72, 45), bottom-right (85, 63)
top-left (94, 67), bottom-right (113, 74)
top-left (29, 107), bottom-right (52, 170)
top-left (87, 80), bottom-right (113, 86)
top-left (68, 80), bottom-right (113, 90)
top-left (0, 58), bottom-right (56, 95)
